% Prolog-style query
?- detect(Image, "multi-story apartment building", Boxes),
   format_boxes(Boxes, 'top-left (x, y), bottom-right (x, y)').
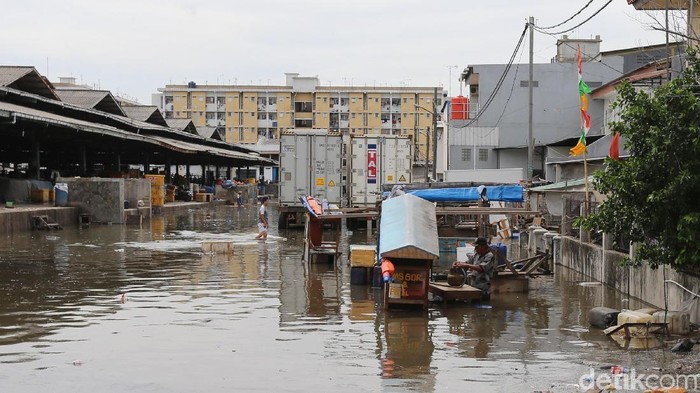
top-left (153, 73), bottom-right (445, 163)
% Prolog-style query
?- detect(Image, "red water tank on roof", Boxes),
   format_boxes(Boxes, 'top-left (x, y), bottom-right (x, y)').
top-left (451, 96), bottom-right (469, 120)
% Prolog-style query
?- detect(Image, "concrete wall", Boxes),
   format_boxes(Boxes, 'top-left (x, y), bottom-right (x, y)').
top-left (125, 179), bottom-right (151, 209)
top-left (0, 207), bottom-right (78, 233)
top-left (62, 178), bottom-right (125, 224)
top-left (559, 235), bottom-right (700, 324)
top-left (444, 168), bottom-right (523, 183)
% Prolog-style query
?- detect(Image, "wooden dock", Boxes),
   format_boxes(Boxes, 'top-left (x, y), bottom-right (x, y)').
top-left (429, 282), bottom-right (482, 303)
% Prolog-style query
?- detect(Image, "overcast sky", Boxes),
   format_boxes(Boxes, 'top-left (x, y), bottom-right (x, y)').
top-left (3, 0), bottom-right (673, 104)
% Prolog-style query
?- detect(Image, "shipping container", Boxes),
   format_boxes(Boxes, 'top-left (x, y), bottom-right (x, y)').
top-left (278, 130), bottom-right (344, 227)
top-left (349, 135), bottom-right (412, 207)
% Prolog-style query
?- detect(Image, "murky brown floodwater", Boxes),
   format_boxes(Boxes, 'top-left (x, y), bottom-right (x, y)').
top-left (0, 204), bottom-right (695, 392)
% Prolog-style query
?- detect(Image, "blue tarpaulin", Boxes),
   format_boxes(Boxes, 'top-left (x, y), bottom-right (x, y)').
top-left (408, 185), bottom-right (524, 203)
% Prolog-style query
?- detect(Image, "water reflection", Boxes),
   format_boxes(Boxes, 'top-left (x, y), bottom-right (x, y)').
top-left (0, 204), bottom-right (690, 392)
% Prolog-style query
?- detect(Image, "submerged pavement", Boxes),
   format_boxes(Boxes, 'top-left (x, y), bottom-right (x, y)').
top-left (0, 204), bottom-right (696, 392)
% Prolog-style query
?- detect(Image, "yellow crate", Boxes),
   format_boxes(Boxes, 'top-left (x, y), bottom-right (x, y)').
top-left (194, 193), bottom-right (213, 202)
top-left (31, 189), bottom-right (50, 203)
top-left (350, 245), bottom-right (377, 268)
top-left (152, 195), bottom-right (165, 207)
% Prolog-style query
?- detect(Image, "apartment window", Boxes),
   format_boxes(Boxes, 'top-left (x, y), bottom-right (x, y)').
top-left (461, 148), bottom-right (472, 162)
top-left (227, 112), bottom-right (232, 116)
top-left (479, 149), bottom-right (489, 162)
top-left (323, 97), bottom-right (327, 102)
top-left (258, 97), bottom-right (267, 105)
top-left (206, 112), bottom-right (216, 119)
top-left (269, 97), bottom-right (277, 105)
top-left (199, 112), bottom-right (203, 116)
top-left (251, 112), bottom-right (255, 117)
top-left (331, 98), bottom-right (339, 105)
top-left (239, 129), bottom-right (244, 140)
top-left (351, 98), bottom-right (356, 103)
top-left (340, 98), bottom-right (349, 106)
top-left (294, 102), bottom-right (313, 112)
top-left (269, 113), bottom-right (277, 120)
top-left (295, 119), bottom-right (312, 128)
top-left (250, 96), bottom-right (255, 102)
top-left (403, 98), bottom-right (407, 103)
top-left (206, 97), bottom-right (215, 104)
top-left (258, 113), bottom-right (267, 120)
top-left (351, 113), bottom-right (356, 118)
top-left (165, 96), bottom-right (174, 104)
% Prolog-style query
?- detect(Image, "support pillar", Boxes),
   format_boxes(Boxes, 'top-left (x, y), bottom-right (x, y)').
top-left (81, 145), bottom-right (87, 176)
top-left (32, 139), bottom-right (41, 179)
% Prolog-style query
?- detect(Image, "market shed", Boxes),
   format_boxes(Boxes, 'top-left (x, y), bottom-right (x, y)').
top-left (379, 194), bottom-right (439, 309)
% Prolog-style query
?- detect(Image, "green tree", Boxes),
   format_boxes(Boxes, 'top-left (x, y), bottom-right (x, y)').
top-left (585, 54), bottom-right (700, 270)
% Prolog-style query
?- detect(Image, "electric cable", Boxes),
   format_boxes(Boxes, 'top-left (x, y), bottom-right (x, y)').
top-left (461, 23), bottom-right (529, 127)
top-left (537, 0), bottom-right (596, 30)
top-left (533, 0), bottom-right (614, 36)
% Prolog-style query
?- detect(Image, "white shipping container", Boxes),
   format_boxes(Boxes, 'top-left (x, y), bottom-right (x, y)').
top-left (279, 130), bottom-right (344, 205)
top-left (350, 135), bottom-right (412, 207)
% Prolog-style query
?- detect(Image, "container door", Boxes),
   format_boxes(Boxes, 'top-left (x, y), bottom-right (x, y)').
top-left (350, 136), bottom-right (376, 207)
top-left (280, 134), bottom-right (311, 204)
top-left (310, 134), bottom-right (343, 205)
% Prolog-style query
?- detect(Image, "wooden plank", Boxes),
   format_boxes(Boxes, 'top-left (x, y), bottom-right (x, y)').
top-left (605, 322), bottom-right (668, 337)
top-left (524, 253), bottom-right (549, 275)
top-left (429, 282), bottom-right (482, 302)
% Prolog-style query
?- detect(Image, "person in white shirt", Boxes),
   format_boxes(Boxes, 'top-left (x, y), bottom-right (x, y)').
top-left (255, 197), bottom-right (269, 240)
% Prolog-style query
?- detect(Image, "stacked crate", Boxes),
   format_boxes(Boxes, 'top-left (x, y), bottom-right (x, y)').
top-left (350, 245), bottom-right (376, 285)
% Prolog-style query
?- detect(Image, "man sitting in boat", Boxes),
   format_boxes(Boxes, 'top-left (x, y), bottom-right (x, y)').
top-left (453, 237), bottom-right (495, 299)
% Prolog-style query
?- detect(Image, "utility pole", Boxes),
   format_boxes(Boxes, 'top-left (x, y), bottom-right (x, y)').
top-left (432, 87), bottom-right (438, 181)
top-left (527, 16), bottom-right (534, 180)
top-left (425, 125), bottom-right (430, 182)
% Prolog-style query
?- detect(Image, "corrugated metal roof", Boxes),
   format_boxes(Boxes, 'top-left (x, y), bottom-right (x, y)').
top-left (55, 89), bottom-right (107, 108)
top-left (197, 126), bottom-right (222, 140)
top-left (0, 66), bottom-right (59, 100)
top-left (54, 89), bottom-right (126, 116)
top-left (0, 66), bottom-right (33, 86)
top-left (0, 101), bottom-right (274, 165)
top-left (121, 105), bottom-right (167, 126)
top-left (529, 176), bottom-right (593, 192)
top-left (0, 86), bottom-right (266, 158)
top-left (379, 194), bottom-right (439, 260)
top-left (166, 118), bottom-right (194, 131)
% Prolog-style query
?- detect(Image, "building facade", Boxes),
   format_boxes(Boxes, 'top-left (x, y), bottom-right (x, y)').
top-left (451, 38), bottom-right (680, 182)
top-left (153, 73), bottom-right (445, 163)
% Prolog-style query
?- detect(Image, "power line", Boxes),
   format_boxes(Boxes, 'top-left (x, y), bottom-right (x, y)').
top-left (459, 23), bottom-right (529, 128)
top-left (533, 0), bottom-right (614, 36)
top-left (537, 0), bottom-right (596, 30)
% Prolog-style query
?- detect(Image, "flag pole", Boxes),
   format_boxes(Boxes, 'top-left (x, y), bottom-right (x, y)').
top-left (584, 146), bottom-right (589, 216)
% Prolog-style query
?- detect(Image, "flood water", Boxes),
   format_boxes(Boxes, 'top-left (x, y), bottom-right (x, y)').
top-left (0, 204), bottom-right (693, 392)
